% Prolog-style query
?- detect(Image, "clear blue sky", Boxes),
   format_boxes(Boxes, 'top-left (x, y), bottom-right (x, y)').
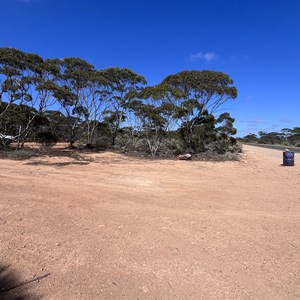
top-left (1, 0), bottom-right (299, 136)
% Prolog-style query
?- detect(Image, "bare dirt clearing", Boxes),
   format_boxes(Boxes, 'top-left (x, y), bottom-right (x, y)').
top-left (0, 145), bottom-right (299, 299)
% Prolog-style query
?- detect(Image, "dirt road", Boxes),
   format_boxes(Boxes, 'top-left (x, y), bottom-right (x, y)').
top-left (0, 145), bottom-right (299, 299)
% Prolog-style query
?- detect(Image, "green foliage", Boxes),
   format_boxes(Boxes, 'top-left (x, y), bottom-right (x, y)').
top-left (258, 131), bottom-right (285, 144)
top-left (36, 130), bottom-right (58, 147)
top-left (159, 70), bottom-right (238, 149)
top-left (162, 70), bottom-right (237, 111)
top-left (99, 67), bottom-right (147, 146)
top-left (99, 67), bottom-right (147, 88)
top-left (216, 113), bottom-right (237, 135)
top-left (241, 133), bottom-right (258, 143)
top-left (240, 127), bottom-right (300, 147)
top-left (0, 47), bottom-right (245, 159)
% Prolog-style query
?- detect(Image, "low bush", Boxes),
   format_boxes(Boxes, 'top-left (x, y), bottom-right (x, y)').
top-left (36, 130), bottom-right (58, 147)
top-left (94, 137), bottom-right (111, 150)
top-left (6, 149), bottom-right (35, 160)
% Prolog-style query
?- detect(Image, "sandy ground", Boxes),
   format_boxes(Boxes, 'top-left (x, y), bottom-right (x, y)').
top-left (0, 145), bottom-right (299, 300)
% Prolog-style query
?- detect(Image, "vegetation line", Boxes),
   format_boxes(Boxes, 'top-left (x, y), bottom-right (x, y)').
top-left (239, 129), bottom-right (300, 148)
top-left (243, 143), bottom-right (300, 153)
top-left (1, 48), bottom-right (241, 159)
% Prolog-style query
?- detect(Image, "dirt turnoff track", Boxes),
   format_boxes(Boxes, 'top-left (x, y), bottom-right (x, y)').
top-left (0, 145), bottom-right (299, 299)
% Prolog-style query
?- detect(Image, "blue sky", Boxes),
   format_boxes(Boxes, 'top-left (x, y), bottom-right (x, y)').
top-left (1, 0), bottom-right (299, 136)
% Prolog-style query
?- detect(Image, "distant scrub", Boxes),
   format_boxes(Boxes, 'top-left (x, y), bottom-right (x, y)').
top-left (239, 129), bottom-right (300, 147)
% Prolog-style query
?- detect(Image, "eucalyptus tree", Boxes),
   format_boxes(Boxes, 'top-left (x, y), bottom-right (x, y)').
top-left (50, 58), bottom-right (119, 147)
top-left (0, 48), bottom-right (59, 146)
top-left (241, 133), bottom-right (258, 143)
top-left (0, 102), bottom-right (49, 146)
top-left (142, 106), bottom-right (167, 156)
top-left (125, 84), bottom-right (185, 155)
top-left (162, 70), bottom-right (237, 148)
top-left (50, 57), bottom-right (95, 148)
top-left (258, 131), bottom-right (285, 145)
top-left (0, 48), bottom-right (34, 119)
top-left (215, 112), bottom-right (237, 136)
top-left (281, 127), bottom-right (300, 146)
top-left (43, 110), bottom-right (70, 141)
top-left (0, 48), bottom-right (42, 136)
top-left (128, 83), bottom-right (185, 131)
top-left (17, 59), bottom-right (62, 146)
top-left (81, 70), bottom-right (111, 145)
top-left (125, 99), bottom-right (166, 156)
top-left (99, 67), bottom-right (147, 146)
top-left (289, 127), bottom-right (300, 146)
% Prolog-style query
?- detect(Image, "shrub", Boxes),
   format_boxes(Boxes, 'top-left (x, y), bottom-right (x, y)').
top-left (95, 137), bottom-right (111, 150)
top-left (6, 149), bottom-right (35, 160)
top-left (158, 138), bottom-right (185, 157)
top-left (36, 130), bottom-right (58, 147)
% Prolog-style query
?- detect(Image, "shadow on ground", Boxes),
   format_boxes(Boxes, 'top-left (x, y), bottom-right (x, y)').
top-left (0, 146), bottom-right (95, 166)
top-left (0, 265), bottom-right (39, 300)
top-left (25, 161), bottom-right (90, 167)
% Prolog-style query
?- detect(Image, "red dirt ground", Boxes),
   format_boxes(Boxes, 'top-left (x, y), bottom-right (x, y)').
top-left (0, 145), bottom-right (299, 299)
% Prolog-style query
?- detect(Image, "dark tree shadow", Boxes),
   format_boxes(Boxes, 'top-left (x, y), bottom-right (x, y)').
top-left (0, 146), bottom-right (95, 166)
top-left (25, 161), bottom-right (90, 167)
top-left (0, 265), bottom-right (48, 300)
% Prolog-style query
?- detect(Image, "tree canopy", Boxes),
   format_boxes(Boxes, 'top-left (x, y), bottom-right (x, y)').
top-left (239, 128), bottom-right (300, 147)
top-left (0, 48), bottom-right (242, 157)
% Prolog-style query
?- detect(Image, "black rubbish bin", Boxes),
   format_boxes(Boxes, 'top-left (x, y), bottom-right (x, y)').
top-left (283, 151), bottom-right (294, 166)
